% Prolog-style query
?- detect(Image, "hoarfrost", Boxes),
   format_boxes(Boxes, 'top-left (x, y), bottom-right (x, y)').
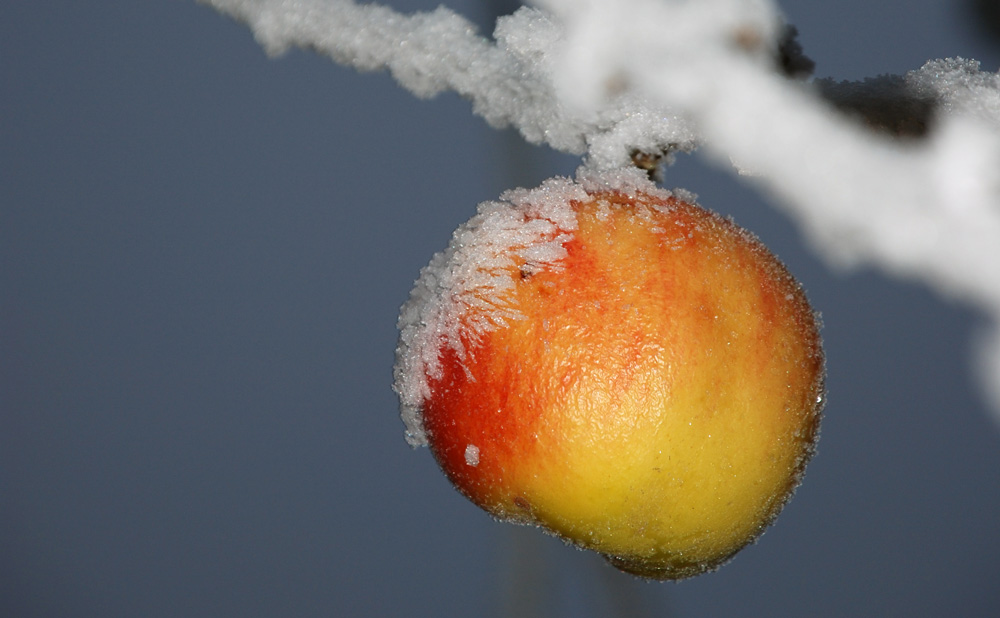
top-left (393, 175), bottom-right (579, 446)
top-left (465, 444), bottom-right (480, 467)
top-left (197, 0), bottom-right (1000, 426)
top-left (196, 0), bottom-right (697, 168)
top-left (392, 168), bottom-right (668, 447)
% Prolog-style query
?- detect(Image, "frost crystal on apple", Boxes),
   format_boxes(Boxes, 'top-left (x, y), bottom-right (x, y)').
top-left (198, 0), bottom-right (1000, 426)
top-left (464, 444), bottom-right (480, 467)
top-left (393, 168), bottom-right (677, 446)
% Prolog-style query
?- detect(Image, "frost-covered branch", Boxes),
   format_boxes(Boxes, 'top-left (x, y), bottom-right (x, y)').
top-left (197, 0), bottom-right (1000, 422)
top-left (198, 0), bottom-right (697, 161)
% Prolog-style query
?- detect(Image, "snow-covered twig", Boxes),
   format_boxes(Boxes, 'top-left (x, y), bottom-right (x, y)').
top-left (198, 0), bottom-right (697, 160)
top-left (197, 0), bottom-right (1000, 423)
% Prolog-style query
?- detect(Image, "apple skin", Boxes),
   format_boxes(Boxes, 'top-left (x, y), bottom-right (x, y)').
top-left (395, 171), bottom-right (824, 580)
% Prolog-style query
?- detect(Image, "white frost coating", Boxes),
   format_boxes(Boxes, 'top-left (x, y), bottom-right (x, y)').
top-left (197, 0), bottom-right (1000, 423)
top-left (464, 444), bottom-right (480, 467)
top-left (392, 168), bottom-right (671, 446)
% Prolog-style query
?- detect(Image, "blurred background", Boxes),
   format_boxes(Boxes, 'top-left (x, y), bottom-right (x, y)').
top-left (3, 1), bottom-right (1000, 616)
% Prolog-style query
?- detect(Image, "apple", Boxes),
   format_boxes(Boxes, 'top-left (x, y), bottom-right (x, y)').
top-left (393, 168), bottom-right (825, 579)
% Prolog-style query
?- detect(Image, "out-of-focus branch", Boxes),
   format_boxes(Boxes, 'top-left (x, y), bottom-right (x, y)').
top-left (968, 0), bottom-right (1000, 46)
top-left (540, 0), bottom-right (1000, 414)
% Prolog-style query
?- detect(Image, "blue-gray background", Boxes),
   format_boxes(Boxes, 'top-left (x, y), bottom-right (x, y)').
top-left (3, 1), bottom-right (1000, 616)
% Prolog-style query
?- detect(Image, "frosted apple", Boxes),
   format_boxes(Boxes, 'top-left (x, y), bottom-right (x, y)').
top-left (393, 168), bottom-right (824, 579)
